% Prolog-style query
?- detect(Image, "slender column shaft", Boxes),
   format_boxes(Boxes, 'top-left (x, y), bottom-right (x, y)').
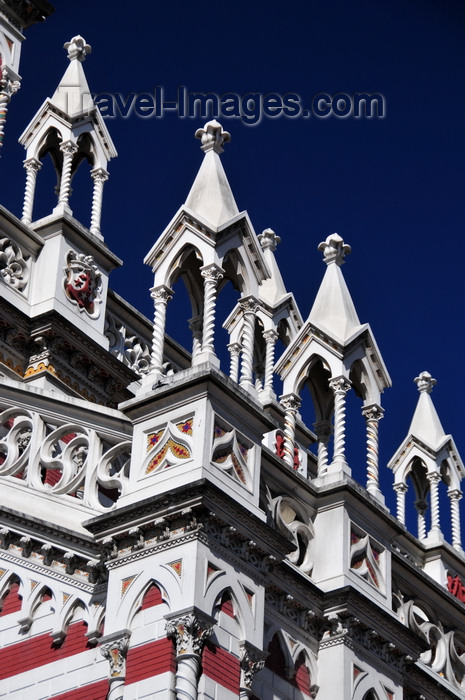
top-left (0, 92), bottom-right (9, 149)
top-left (449, 489), bottom-right (463, 551)
top-left (58, 141), bottom-right (78, 209)
top-left (175, 656), bottom-right (200, 700)
top-left (189, 316), bottom-right (203, 361)
top-left (90, 167), bottom-right (109, 235)
top-left (100, 635), bottom-right (130, 700)
top-left (166, 612), bottom-right (214, 700)
top-left (394, 483), bottom-right (408, 525)
top-left (280, 394), bottom-right (301, 468)
top-left (22, 158), bottom-right (42, 224)
top-left (313, 420), bottom-right (332, 475)
top-left (329, 377), bottom-right (351, 467)
top-left (228, 342), bottom-right (241, 383)
top-left (427, 472), bottom-right (442, 538)
top-left (239, 300), bottom-right (258, 390)
top-left (362, 404), bottom-right (384, 497)
top-left (416, 501), bottom-right (427, 540)
top-left (200, 265), bottom-right (223, 356)
top-left (0, 79), bottom-right (19, 150)
top-left (150, 285), bottom-right (173, 377)
top-left (262, 329), bottom-right (278, 393)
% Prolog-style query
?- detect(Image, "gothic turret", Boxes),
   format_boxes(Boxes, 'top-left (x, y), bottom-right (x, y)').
top-left (144, 120), bottom-right (270, 385)
top-left (389, 371), bottom-right (465, 551)
top-left (275, 233), bottom-right (391, 499)
top-left (19, 35), bottom-right (116, 234)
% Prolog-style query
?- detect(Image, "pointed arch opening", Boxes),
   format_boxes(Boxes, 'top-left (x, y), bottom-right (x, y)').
top-left (0, 574), bottom-right (22, 616)
top-left (165, 244), bottom-right (205, 363)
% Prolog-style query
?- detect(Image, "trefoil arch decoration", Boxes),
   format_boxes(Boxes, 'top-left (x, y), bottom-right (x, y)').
top-left (143, 418), bottom-right (193, 475)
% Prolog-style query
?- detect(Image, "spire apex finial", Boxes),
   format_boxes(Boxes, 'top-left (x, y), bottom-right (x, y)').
top-left (318, 233), bottom-right (351, 266)
top-left (195, 120), bottom-right (231, 154)
top-left (258, 228), bottom-right (281, 252)
top-left (415, 371), bottom-right (437, 394)
top-left (64, 35), bottom-right (91, 63)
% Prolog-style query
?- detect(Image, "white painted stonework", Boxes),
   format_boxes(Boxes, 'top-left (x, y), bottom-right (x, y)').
top-left (0, 14), bottom-right (464, 700)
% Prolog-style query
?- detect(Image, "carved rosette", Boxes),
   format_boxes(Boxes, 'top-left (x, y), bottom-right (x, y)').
top-left (63, 251), bottom-right (102, 318)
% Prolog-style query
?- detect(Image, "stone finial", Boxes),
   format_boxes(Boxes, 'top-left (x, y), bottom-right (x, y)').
top-left (195, 119), bottom-right (231, 154)
top-left (414, 371), bottom-right (437, 394)
top-left (318, 233), bottom-right (351, 266)
top-left (64, 36), bottom-right (91, 62)
top-left (258, 228), bottom-right (281, 252)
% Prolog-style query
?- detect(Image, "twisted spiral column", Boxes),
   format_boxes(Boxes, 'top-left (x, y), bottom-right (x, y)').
top-left (200, 264), bottom-right (223, 357)
top-left (280, 394), bottom-right (301, 468)
top-left (262, 329), bottom-right (278, 394)
top-left (362, 404), bottom-right (384, 498)
top-left (0, 79), bottom-right (19, 149)
top-left (228, 342), bottom-right (241, 383)
top-left (394, 482), bottom-right (408, 525)
top-left (427, 471), bottom-right (442, 539)
top-left (329, 376), bottom-right (351, 469)
top-left (57, 141), bottom-right (78, 210)
top-left (100, 634), bottom-right (130, 700)
top-left (90, 167), bottom-right (109, 235)
top-left (149, 285), bottom-right (173, 377)
top-left (0, 92), bottom-right (9, 148)
top-left (166, 611), bottom-right (214, 700)
top-left (21, 158), bottom-right (42, 224)
top-left (313, 420), bottom-right (332, 475)
top-left (188, 316), bottom-right (203, 361)
top-left (448, 489), bottom-right (463, 551)
top-left (415, 499), bottom-right (427, 540)
top-left (239, 299), bottom-right (259, 391)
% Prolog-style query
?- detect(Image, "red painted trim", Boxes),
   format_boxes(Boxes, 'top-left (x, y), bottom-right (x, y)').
top-left (140, 583), bottom-right (163, 610)
top-left (49, 679), bottom-right (108, 699)
top-left (294, 653), bottom-right (311, 694)
top-left (125, 637), bottom-right (175, 684)
top-left (219, 591), bottom-right (234, 618)
top-left (0, 622), bottom-right (94, 679)
top-left (202, 641), bottom-right (240, 693)
top-left (0, 582), bottom-right (22, 616)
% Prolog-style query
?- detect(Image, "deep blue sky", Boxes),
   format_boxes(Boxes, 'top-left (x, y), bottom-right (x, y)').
top-left (2, 1), bottom-right (465, 533)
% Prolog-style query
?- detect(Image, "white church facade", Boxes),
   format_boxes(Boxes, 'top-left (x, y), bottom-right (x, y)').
top-left (0, 4), bottom-right (464, 699)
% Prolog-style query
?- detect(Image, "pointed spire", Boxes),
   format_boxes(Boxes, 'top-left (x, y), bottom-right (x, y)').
top-left (184, 120), bottom-right (239, 228)
top-left (408, 371), bottom-right (446, 450)
top-left (308, 233), bottom-right (361, 342)
top-left (50, 36), bottom-right (93, 117)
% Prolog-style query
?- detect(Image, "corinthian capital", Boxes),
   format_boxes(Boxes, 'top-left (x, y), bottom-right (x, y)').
top-left (100, 632), bottom-right (131, 677)
top-left (200, 263), bottom-right (224, 283)
top-left (239, 641), bottom-right (267, 690)
top-left (150, 284), bottom-right (173, 304)
top-left (166, 610), bottom-right (214, 657)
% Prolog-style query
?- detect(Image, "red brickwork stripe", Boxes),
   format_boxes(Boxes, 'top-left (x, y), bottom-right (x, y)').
top-left (202, 641), bottom-right (240, 693)
top-left (0, 582), bottom-right (22, 616)
top-left (140, 583), bottom-right (163, 610)
top-left (50, 679), bottom-right (108, 699)
top-left (125, 637), bottom-right (175, 685)
top-left (0, 622), bottom-right (93, 679)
